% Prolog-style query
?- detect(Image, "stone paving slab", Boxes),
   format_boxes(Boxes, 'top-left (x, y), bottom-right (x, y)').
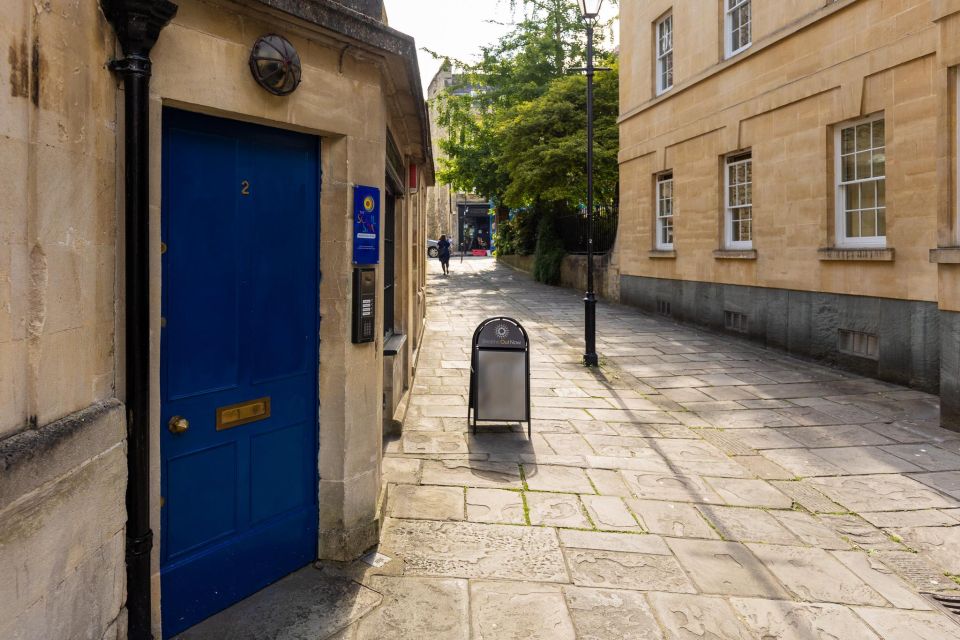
top-left (563, 548), bottom-right (696, 593)
top-left (523, 464), bottom-right (595, 493)
top-left (526, 492), bottom-right (591, 528)
top-left (176, 568), bottom-right (381, 640)
top-left (469, 581), bottom-right (575, 640)
top-left (387, 485), bottom-right (464, 521)
top-left (854, 607), bottom-right (960, 639)
top-left (627, 499), bottom-right (720, 539)
top-left (731, 598), bottom-right (882, 640)
top-left (621, 472), bottom-right (724, 504)
top-left (648, 593), bottom-right (754, 639)
top-left (665, 538), bottom-right (790, 598)
top-left (355, 577), bottom-right (468, 640)
top-left (746, 544), bottom-right (887, 606)
top-left (810, 475), bottom-right (959, 512)
top-left (557, 530), bottom-right (671, 554)
top-left (581, 494), bottom-right (642, 531)
top-left (830, 550), bottom-right (933, 610)
top-left (563, 587), bottom-right (663, 640)
top-left (465, 488), bottom-right (526, 524)
top-left (380, 519), bottom-right (568, 582)
top-left (419, 460), bottom-right (522, 489)
top-left (703, 477), bottom-right (793, 508)
top-left (696, 504), bottom-right (800, 544)
top-left (770, 510), bottom-right (852, 549)
top-left (890, 525), bottom-right (960, 574)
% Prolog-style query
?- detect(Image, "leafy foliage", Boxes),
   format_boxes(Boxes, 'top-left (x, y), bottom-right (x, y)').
top-left (431, 0), bottom-right (618, 210)
top-left (532, 208), bottom-right (566, 285)
top-left (493, 208), bottom-right (539, 256)
top-left (499, 61), bottom-right (618, 208)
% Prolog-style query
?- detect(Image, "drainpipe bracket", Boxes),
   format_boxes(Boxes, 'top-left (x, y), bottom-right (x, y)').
top-left (108, 55), bottom-right (152, 76)
top-left (125, 529), bottom-right (154, 560)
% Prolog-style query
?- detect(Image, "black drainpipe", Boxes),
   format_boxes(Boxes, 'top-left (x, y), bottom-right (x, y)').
top-left (102, 1), bottom-right (177, 639)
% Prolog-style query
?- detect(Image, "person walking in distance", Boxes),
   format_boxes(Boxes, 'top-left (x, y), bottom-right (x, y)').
top-left (437, 234), bottom-right (451, 275)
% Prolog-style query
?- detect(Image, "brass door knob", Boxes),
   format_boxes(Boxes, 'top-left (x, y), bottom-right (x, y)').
top-left (168, 416), bottom-right (189, 434)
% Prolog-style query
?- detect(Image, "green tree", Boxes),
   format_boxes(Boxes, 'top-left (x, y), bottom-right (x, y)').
top-left (498, 58), bottom-right (618, 209)
top-left (432, 0), bottom-right (617, 206)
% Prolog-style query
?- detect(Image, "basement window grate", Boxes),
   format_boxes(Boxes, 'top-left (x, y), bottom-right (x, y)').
top-left (922, 593), bottom-right (960, 627)
top-left (838, 329), bottom-right (879, 360)
top-left (656, 299), bottom-right (671, 316)
top-left (724, 310), bottom-right (748, 333)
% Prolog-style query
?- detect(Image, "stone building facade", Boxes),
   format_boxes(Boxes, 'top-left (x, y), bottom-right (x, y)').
top-left (615, 0), bottom-right (960, 431)
top-left (425, 66), bottom-right (488, 249)
top-left (0, 0), bottom-right (432, 638)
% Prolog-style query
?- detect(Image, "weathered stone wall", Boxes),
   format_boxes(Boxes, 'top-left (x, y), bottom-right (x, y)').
top-left (559, 255), bottom-right (611, 299)
top-left (942, 310), bottom-right (960, 429)
top-left (497, 254), bottom-right (535, 274)
top-left (0, 0), bottom-right (118, 438)
top-left (621, 274), bottom-right (942, 393)
top-left (0, 402), bottom-right (127, 640)
top-left (0, 2), bottom-right (126, 638)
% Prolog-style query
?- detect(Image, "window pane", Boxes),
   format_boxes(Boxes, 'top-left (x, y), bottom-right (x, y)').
top-left (842, 154), bottom-right (855, 182)
top-left (845, 184), bottom-right (860, 209)
top-left (872, 119), bottom-right (885, 148)
top-left (877, 180), bottom-right (885, 207)
top-left (872, 151), bottom-right (885, 177)
top-left (846, 210), bottom-right (859, 237)
top-left (742, 217), bottom-right (752, 241)
top-left (856, 123), bottom-right (871, 151)
top-left (841, 127), bottom-right (855, 155)
top-left (861, 210), bottom-right (876, 237)
top-left (877, 208), bottom-right (886, 235)
top-left (856, 151), bottom-right (871, 180)
top-left (860, 182), bottom-right (876, 208)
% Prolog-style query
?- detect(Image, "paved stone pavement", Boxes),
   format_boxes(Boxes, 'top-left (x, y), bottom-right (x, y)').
top-left (210, 258), bottom-right (960, 639)
top-left (364, 258), bottom-right (960, 639)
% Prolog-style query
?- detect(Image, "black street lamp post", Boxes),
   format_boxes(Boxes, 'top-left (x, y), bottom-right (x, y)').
top-left (575, 0), bottom-right (609, 367)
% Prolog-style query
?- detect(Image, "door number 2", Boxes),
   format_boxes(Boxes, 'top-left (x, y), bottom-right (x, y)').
top-left (241, 180), bottom-right (250, 196)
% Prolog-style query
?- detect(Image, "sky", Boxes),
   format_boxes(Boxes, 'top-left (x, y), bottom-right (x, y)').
top-left (384, 0), bottom-right (620, 95)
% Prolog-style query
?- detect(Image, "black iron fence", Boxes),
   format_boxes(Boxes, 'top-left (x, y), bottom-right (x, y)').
top-left (555, 205), bottom-right (618, 255)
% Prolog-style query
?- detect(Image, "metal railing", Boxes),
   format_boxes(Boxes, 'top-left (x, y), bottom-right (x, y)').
top-left (555, 205), bottom-right (618, 255)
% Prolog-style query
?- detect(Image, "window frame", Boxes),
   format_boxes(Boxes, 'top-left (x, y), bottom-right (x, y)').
top-left (724, 0), bottom-right (752, 59)
top-left (655, 12), bottom-right (674, 96)
top-left (724, 151), bottom-right (754, 250)
top-left (655, 171), bottom-right (674, 250)
top-left (833, 113), bottom-right (887, 249)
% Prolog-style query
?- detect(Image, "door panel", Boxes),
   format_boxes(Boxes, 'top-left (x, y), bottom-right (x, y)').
top-left (160, 108), bottom-right (320, 638)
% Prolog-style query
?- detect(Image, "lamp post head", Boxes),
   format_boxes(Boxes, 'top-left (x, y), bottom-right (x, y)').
top-left (578, 0), bottom-right (603, 19)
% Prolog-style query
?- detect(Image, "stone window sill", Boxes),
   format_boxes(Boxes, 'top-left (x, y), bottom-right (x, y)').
top-left (648, 250), bottom-right (677, 259)
top-left (818, 247), bottom-right (894, 262)
top-left (930, 247), bottom-right (960, 264)
top-left (713, 249), bottom-right (757, 260)
top-left (384, 333), bottom-right (406, 356)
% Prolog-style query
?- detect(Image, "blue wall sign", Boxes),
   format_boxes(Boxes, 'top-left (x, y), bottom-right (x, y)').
top-left (353, 185), bottom-right (380, 265)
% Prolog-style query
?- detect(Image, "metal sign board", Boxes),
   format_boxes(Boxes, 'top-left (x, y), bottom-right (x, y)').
top-left (468, 317), bottom-right (531, 438)
top-left (353, 185), bottom-right (380, 265)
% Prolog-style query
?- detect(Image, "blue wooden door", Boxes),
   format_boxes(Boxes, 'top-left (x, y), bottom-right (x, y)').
top-left (160, 109), bottom-right (320, 637)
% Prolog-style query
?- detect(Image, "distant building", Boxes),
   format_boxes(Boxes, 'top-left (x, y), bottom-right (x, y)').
top-left (615, 0), bottom-right (960, 431)
top-left (426, 66), bottom-right (490, 250)
top-left (0, 0), bottom-right (432, 637)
